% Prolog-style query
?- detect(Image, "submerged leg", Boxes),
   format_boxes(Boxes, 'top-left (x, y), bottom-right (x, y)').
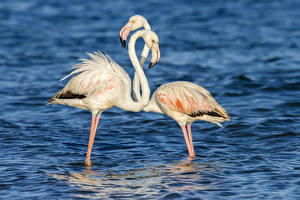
top-left (187, 124), bottom-right (195, 157)
top-left (180, 125), bottom-right (193, 157)
top-left (84, 114), bottom-right (101, 166)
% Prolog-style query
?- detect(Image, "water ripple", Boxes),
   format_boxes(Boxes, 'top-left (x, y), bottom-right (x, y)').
top-left (1, 0), bottom-right (300, 199)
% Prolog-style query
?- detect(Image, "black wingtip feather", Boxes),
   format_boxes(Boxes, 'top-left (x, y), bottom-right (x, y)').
top-left (188, 111), bottom-right (225, 118)
top-left (51, 91), bottom-right (87, 101)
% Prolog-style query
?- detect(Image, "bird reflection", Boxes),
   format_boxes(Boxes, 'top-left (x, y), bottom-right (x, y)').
top-left (52, 157), bottom-right (218, 199)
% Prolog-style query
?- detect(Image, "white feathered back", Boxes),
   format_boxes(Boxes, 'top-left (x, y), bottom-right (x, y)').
top-left (56, 52), bottom-right (130, 97)
top-left (153, 81), bottom-right (229, 119)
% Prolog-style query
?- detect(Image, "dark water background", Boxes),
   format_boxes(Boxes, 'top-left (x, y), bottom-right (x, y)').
top-left (1, 0), bottom-right (300, 199)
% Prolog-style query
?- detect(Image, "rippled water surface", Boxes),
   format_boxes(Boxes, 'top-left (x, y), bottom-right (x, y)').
top-left (1, 0), bottom-right (300, 199)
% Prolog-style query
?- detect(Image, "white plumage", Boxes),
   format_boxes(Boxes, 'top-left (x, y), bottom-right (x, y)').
top-left (49, 52), bottom-right (129, 112)
top-left (120, 15), bottom-right (230, 158)
top-left (49, 30), bottom-right (160, 166)
top-left (144, 81), bottom-right (229, 127)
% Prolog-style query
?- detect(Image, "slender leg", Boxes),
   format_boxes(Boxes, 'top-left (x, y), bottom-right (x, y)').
top-left (180, 125), bottom-right (193, 157)
top-left (85, 114), bottom-right (96, 166)
top-left (84, 114), bottom-right (101, 166)
top-left (93, 114), bottom-right (101, 136)
top-left (187, 124), bottom-right (195, 157)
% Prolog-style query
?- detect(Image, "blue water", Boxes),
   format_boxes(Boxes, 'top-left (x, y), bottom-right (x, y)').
top-left (1, 0), bottom-right (300, 199)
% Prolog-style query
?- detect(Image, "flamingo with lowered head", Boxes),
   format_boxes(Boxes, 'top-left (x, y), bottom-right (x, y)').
top-left (48, 29), bottom-right (160, 166)
top-left (120, 15), bottom-right (230, 157)
top-left (120, 15), bottom-right (152, 101)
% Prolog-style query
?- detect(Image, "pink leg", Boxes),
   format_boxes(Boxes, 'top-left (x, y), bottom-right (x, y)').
top-left (93, 114), bottom-right (101, 135)
top-left (84, 114), bottom-right (101, 166)
top-left (180, 125), bottom-right (193, 157)
top-left (187, 124), bottom-right (195, 157)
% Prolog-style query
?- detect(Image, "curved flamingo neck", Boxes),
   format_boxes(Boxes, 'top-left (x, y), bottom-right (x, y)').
top-left (144, 22), bottom-right (151, 31)
top-left (133, 23), bottom-right (152, 101)
top-left (118, 30), bottom-right (150, 112)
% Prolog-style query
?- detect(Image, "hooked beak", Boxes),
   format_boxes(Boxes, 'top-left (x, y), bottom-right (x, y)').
top-left (148, 43), bottom-right (160, 69)
top-left (119, 22), bottom-right (133, 48)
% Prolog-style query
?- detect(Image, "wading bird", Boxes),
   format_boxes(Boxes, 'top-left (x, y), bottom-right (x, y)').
top-left (49, 30), bottom-right (160, 166)
top-left (120, 15), bottom-right (229, 157)
top-left (120, 15), bottom-right (152, 101)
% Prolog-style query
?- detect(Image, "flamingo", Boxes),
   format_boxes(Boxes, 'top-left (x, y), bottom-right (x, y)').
top-left (120, 15), bottom-right (151, 101)
top-left (120, 15), bottom-right (230, 157)
top-left (48, 29), bottom-right (160, 166)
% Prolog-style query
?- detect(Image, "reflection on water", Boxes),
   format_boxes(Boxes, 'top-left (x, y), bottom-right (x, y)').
top-left (52, 158), bottom-right (218, 199)
top-left (1, 0), bottom-right (299, 198)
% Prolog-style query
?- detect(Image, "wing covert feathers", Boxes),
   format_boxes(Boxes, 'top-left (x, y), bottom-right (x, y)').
top-left (49, 52), bottom-right (123, 103)
top-left (156, 82), bottom-right (230, 121)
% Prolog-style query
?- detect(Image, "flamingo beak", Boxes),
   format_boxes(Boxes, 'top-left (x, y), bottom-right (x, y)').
top-left (149, 43), bottom-right (160, 69)
top-left (119, 22), bottom-right (133, 48)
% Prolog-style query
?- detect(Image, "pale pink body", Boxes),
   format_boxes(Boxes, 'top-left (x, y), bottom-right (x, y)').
top-left (49, 30), bottom-right (160, 166)
top-left (120, 15), bottom-right (230, 157)
top-left (143, 81), bottom-right (230, 157)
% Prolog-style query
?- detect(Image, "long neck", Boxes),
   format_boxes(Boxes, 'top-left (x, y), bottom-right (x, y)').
top-left (133, 23), bottom-right (151, 101)
top-left (132, 45), bottom-right (150, 101)
top-left (118, 32), bottom-right (150, 112)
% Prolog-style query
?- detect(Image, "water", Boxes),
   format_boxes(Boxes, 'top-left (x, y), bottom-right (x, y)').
top-left (1, 0), bottom-right (300, 199)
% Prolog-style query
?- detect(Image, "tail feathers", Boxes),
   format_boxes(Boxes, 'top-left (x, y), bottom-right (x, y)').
top-left (202, 114), bottom-right (229, 128)
top-left (46, 97), bottom-right (85, 109)
top-left (47, 98), bottom-right (55, 104)
top-left (220, 111), bottom-right (230, 121)
top-left (214, 105), bottom-right (230, 121)
top-left (47, 97), bottom-right (62, 105)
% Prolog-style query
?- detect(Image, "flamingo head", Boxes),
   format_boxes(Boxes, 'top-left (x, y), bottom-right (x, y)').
top-left (120, 15), bottom-right (150, 48)
top-left (142, 30), bottom-right (160, 69)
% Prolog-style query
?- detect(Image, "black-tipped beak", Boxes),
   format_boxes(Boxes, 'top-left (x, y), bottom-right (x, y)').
top-left (148, 62), bottom-right (157, 69)
top-left (149, 43), bottom-right (160, 69)
top-left (119, 22), bottom-right (132, 48)
top-left (120, 37), bottom-right (126, 48)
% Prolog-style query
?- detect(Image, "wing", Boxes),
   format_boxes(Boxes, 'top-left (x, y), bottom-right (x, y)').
top-left (51, 52), bottom-right (130, 99)
top-left (155, 82), bottom-right (229, 120)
